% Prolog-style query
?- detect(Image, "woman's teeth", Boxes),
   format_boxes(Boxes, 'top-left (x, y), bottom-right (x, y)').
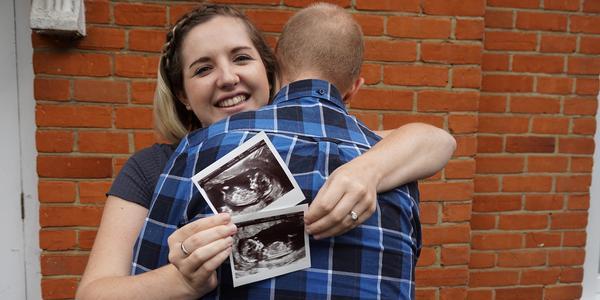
top-left (217, 95), bottom-right (247, 107)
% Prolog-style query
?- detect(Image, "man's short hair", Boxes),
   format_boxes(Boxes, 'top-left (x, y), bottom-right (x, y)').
top-left (276, 3), bottom-right (363, 93)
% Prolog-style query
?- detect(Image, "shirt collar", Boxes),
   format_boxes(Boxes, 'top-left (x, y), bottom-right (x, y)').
top-left (272, 79), bottom-right (346, 111)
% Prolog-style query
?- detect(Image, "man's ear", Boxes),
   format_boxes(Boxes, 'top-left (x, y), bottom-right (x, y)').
top-left (342, 77), bottom-right (364, 103)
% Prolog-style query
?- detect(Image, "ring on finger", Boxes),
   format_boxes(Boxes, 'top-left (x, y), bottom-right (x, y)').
top-left (180, 241), bottom-right (190, 256)
top-left (349, 210), bottom-right (359, 221)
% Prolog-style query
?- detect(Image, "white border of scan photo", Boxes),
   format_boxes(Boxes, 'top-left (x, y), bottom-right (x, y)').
top-left (230, 204), bottom-right (311, 287)
top-left (192, 131), bottom-right (305, 215)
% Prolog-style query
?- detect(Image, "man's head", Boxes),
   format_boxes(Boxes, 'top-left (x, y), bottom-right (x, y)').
top-left (276, 3), bottom-right (364, 100)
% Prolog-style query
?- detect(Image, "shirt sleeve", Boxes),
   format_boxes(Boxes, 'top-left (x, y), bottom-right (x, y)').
top-left (107, 144), bottom-right (174, 209)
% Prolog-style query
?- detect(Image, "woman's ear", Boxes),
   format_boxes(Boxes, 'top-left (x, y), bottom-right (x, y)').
top-left (177, 92), bottom-right (192, 111)
top-left (342, 77), bottom-right (364, 103)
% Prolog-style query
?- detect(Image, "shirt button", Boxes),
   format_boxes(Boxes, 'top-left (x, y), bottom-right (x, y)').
top-left (317, 89), bottom-right (326, 95)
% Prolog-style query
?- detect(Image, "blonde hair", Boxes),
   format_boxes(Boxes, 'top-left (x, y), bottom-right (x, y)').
top-left (275, 3), bottom-right (363, 93)
top-left (154, 4), bottom-right (279, 143)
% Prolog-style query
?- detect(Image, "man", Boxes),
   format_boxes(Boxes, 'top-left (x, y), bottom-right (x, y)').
top-left (135, 3), bottom-right (420, 299)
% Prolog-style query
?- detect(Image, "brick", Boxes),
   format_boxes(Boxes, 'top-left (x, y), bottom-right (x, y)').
top-left (454, 135), bottom-right (477, 157)
top-left (79, 131), bottom-right (130, 154)
top-left (40, 230), bottom-right (76, 250)
top-left (351, 89), bottom-right (413, 110)
top-left (449, 115), bottom-right (478, 134)
top-left (584, 0), bottom-right (600, 12)
top-left (353, 14), bottom-right (384, 36)
top-left (572, 118), bottom-right (596, 135)
top-left (525, 194), bottom-right (564, 211)
top-left (42, 278), bottom-right (78, 300)
top-left (456, 19), bottom-right (484, 40)
top-left (360, 63), bottom-right (381, 85)
top-left (352, 111), bottom-right (379, 129)
top-left (470, 214), bottom-right (496, 230)
top-left (477, 135), bottom-right (503, 153)
top-left (537, 77), bottom-right (573, 95)
top-left (469, 270), bottom-right (519, 287)
top-left (364, 40), bottom-right (417, 62)
top-left (512, 55), bottom-right (564, 74)
top-left (419, 203), bottom-right (439, 224)
top-left (453, 67), bottom-right (482, 89)
top-left (245, 10), bottom-right (293, 33)
top-left (488, 0), bottom-right (540, 8)
top-left (497, 250), bottom-right (546, 267)
top-left (114, 3), bottom-right (166, 26)
top-left (560, 268), bottom-right (584, 283)
top-left (131, 81), bottom-right (156, 104)
top-left (484, 31), bottom-right (537, 51)
top-left (510, 96), bottom-right (561, 113)
top-left (169, 4), bottom-right (197, 24)
top-left (467, 289), bottom-right (493, 300)
top-left (551, 212), bottom-right (588, 229)
top-left (559, 137), bottom-right (594, 154)
top-left (388, 16), bottom-right (451, 39)
top-left (134, 131), bottom-right (161, 151)
top-left (41, 254), bottom-right (88, 275)
top-left (441, 246), bottom-right (469, 266)
top-left (485, 10), bottom-right (513, 29)
top-left (540, 35), bottom-right (577, 53)
top-left (36, 105), bottom-right (112, 128)
top-left (421, 43), bottom-right (482, 64)
top-left (545, 285), bottom-right (582, 300)
top-left (532, 117), bottom-right (570, 134)
top-left (33, 52), bottom-right (111, 77)
top-left (473, 195), bottom-right (521, 212)
top-left (474, 176), bottom-right (500, 192)
top-left (482, 53), bottom-right (509, 71)
top-left (544, 0), bottom-right (580, 10)
top-left (417, 247), bottom-right (436, 267)
top-left (417, 90), bottom-right (478, 112)
top-left (525, 232), bottom-right (561, 248)
top-left (469, 251), bottom-right (495, 268)
top-left (422, 224), bottom-right (470, 245)
top-left (442, 203), bottom-right (471, 222)
top-left (521, 268), bottom-right (561, 284)
top-left (40, 206), bottom-right (103, 227)
top-left (571, 15), bottom-right (600, 34)
top-left (79, 181), bottom-right (112, 204)
top-left (440, 287), bottom-right (467, 300)
top-left (571, 157), bottom-right (593, 172)
top-left (568, 56), bottom-right (600, 75)
top-left (36, 130), bottom-right (74, 153)
top-left (527, 156), bottom-right (568, 173)
top-left (115, 54), bottom-right (159, 78)
top-left (217, 0), bottom-right (281, 4)
top-left (422, 0), bottom-right (485, 16)
top-left (564, 97), bottom-right (597, 115)
top-left (516, 11), bottom-right (567, 31)
top-left (355, 0), bottom-right (420, 12)
top-left (37, 156), bottom-right (112, 178)
top-left (580, 36), bottom-right (600, 54)
top-left (568, 194), bottom-right (590, 210)
top-left (77, 27), bottom-right (125, 50)
top-left (34, 78), bottom-right (70, 101)
top-left (503, 175), bottom-right (553, 192)
top-left (498, 213), bottom-right (548, 230)
top-left (79, 230), bottom-right (97, 250)
top-left (384, 65), bottom-right (448, 87)
top-left (482, 74), bottom-right (533, 93)
top-left (85, 0), bottom-right (110, 24)
top-left (115, 107), bottom-right (153, 129)
top-left (38, 181), bottom-right (76, 203)
top-left (416, 289), bottom-right (437, 299)
top-left (506, 136), bottom-right (555, 153)
top-left (476, 156), bottom-right (524, 174)
top-left (576, 77), bottom-right (599, 95)
top-left (495, 287), bottom-right (543, 300)
top-left (479, 95), bottom-right (506, 113)
top-left (549, 249), bottom-right (585, 266)
top-left (416, 268), bottom-right (469, 286)
top-left (420, 182), bottom-right (473, 201)
top-left (564, 231), bottom-right (587, 247)
top-left (556, 175), bottom-right (591, 192)
top-left (74, 80), bottom-right (128, 103)
top-left (129, 29), bottom-right (166, 52)
top-left (478, 116), bottom-right (529, 133)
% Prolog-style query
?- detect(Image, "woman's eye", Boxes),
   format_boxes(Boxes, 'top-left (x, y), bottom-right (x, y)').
top-left (234, 55), bottom-right (253, 63)
top-left (194, 66), bottom-right (211, 76)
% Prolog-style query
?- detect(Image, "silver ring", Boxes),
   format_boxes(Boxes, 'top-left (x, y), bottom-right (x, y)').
top-left (180, 242), bottom-right (190, 256)
top-left (349, 210), bottom-right (358, 221)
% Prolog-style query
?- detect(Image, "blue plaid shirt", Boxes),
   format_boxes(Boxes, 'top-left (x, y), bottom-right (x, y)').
top-left (132, 79), bottom-right (421, 299)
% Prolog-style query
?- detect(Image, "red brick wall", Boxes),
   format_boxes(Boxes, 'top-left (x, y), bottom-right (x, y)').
top-left (32, 0), bottom-right (599, 299)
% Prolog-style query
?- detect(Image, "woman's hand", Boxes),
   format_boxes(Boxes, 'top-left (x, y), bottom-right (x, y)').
top-left (167, 213), bottom-right (237, 297)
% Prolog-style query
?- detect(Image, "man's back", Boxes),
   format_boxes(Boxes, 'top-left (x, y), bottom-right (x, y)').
top-left (133, 79), bottom-right (420, 299)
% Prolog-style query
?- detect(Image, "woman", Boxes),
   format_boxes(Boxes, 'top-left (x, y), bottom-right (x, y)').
top-left (77, 4), bottom-right (455, 299)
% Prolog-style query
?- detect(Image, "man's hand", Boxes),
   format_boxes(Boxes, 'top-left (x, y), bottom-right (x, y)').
top-left (304, 159), bottom-right (379, 239)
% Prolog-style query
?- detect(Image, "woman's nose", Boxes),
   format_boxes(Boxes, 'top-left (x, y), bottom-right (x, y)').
top-left (216, 66), bottom-right (240, 88)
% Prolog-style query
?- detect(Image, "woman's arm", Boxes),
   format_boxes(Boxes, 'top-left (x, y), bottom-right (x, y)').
top-left (305, 122), bottom-right (456, 238)
top-left (76, 196), bottom-right (234, 299)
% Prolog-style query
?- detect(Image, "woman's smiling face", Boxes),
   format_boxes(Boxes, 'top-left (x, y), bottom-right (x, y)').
top-left (179, 16), bottom-right (270, 127)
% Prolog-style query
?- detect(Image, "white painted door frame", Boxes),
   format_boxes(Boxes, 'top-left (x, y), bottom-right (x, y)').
top-left (583, 82), bottom-right (600, 300)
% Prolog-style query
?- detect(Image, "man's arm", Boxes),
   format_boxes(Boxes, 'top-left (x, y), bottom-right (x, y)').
top-left (305, 122), bottom-right (456, 238)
